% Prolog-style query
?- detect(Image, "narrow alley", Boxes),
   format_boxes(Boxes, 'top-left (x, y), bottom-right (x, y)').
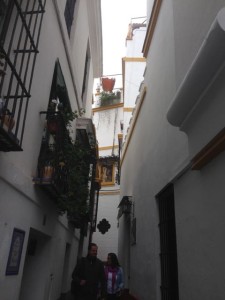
top-left (1, 1), bottom-right (225, 300)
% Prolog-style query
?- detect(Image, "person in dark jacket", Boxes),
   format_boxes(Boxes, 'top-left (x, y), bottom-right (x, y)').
top-left (72, 243), bottom-right (106, 300)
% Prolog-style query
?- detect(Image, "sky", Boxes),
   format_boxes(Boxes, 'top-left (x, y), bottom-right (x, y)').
top-left (101, 0), bottom-right (147, 84)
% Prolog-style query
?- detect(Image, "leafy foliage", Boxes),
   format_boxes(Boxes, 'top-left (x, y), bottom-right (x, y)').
top-left (99, 91), bottom-right (121, 106)
top-left (55, 108), bottom-right (94, 217)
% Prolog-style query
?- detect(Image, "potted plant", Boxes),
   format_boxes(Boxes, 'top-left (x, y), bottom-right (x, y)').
top-left (1, 109), bottom-right (15, 130)
top-left (99, 91), bottom-right (121, 106)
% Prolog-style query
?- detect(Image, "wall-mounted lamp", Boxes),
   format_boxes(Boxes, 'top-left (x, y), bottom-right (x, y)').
top-left (117, 196), bottom-right (132, 219)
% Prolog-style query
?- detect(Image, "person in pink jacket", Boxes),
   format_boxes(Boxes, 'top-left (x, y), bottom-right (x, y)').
top-left (104, 253), bottom-right (124, 299)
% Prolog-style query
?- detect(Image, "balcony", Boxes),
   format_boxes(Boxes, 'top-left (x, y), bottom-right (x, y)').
top-left (33, 112), bottom-right (69, 199)
top-left (33, 112), bottom-right (99, 224)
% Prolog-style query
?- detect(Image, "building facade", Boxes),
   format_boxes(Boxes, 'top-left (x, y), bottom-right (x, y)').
top-left (118, 1), bottom-right (225, 300)
top-left (92, 77), bottom-right (123, 261)
top-left (0, 1), bottom-right (102, 300)
top-left (92, 19), bottom-right (146, 262)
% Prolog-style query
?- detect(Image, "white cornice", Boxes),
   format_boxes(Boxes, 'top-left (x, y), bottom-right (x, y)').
top-left (167, 7), bottom-right (225, 129)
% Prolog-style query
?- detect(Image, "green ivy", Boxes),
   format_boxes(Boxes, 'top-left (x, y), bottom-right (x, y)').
top-left (55, 108), bottom-right (95, 218)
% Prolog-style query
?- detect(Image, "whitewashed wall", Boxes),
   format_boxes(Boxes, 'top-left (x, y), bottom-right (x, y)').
top-left (93, 192), bottom-right (120, 261)
top-left (123, 28), bottom-right (146, 143)
top-left (119, 0), bottom-right (225, 300)
top-left (93, 108), bottom-right (123, 152)
top-left (92, 105), bottom-right (123, 259)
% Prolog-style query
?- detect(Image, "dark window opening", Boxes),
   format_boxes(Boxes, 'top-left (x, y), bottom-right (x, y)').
top-left (156, 184), bottom-right (179, 300)
top-left (64, 0), bottom-right (76, 37)
top-left (49, 59), bottom-right (71, 110)
top-left (33, 60), bottom-right (72, 197)
top-left (81, 42), bottom-right (90, 102)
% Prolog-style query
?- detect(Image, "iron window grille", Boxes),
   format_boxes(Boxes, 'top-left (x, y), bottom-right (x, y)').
top-left (0, 0), bottom-right (46, 151)
top-left (157, 184), bottom-right (179, 300)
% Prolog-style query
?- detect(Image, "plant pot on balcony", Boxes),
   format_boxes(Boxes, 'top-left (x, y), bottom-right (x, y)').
top-left (0, 112), bottom-right (15, 131)
top-left (42, 165), bottom-right (54, 180)
top-left (101, 77), bottom-right (115, 92)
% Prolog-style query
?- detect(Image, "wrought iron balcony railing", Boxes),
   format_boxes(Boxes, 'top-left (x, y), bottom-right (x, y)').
top-left (33, 111), bottom-right (70, 199)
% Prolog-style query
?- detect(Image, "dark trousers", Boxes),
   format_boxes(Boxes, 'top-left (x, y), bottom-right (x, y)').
top-left (107, 294), bottom-right (118, 300)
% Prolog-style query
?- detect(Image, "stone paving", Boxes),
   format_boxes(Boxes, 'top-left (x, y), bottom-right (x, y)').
top-left (61, 289), bottom-right (138, 300)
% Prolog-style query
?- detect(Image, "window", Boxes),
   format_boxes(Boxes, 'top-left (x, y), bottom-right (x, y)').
top-left (81, 42), bottom-right (91, 102)
top-left (98, 162), bottom-right (115, 186)
top-left (64, 0), bottom-right (76, 37)
top-left (33, 60), bottom-right (71, 196)
top-left (156, 184), bottom-right (179, 300)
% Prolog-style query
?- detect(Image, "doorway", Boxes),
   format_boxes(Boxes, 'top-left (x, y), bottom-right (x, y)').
top-left (60, 243), bottom-right (71, 299)
top-left (156, 184), bottom-right (179, 300)
top-left (19, 228), bottom-right (51, 300)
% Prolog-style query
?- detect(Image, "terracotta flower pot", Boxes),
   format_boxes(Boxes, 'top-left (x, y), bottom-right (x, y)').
top-left (43, 165), bottom-right (54, 179)
top-left (101, 77), bottom-right (115, 92)
top-left (1, 114), bottom-right (15, 130)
